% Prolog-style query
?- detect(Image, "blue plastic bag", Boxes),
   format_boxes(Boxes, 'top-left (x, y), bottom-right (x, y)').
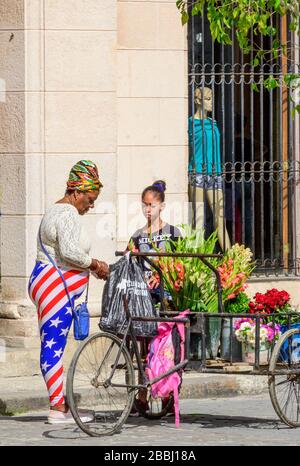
top-left (279, 323), bottom-right (300, 362)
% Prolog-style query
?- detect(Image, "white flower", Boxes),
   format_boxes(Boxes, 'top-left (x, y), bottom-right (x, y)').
top-left (260, 328), bottom-right (268, 337)
top-left (240, 322), bottom-right (252, 331)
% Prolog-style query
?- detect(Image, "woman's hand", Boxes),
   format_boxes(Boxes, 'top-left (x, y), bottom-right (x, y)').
top-left (90, 259), bottom-right (109, 280)
top-left (96, 261), bottom-right (109, 280)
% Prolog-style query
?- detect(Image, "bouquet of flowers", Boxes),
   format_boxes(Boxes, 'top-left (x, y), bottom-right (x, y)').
top-left (248, 288), bottom-right (297, 325)
top-left (205, 244), bottom-right (255, 312)
top-left (151, 225), bottom-right (255, 312)
top-left (234, 317), bottom-right (281, 349)
top-left (154, 226), bottom-right (219, 312)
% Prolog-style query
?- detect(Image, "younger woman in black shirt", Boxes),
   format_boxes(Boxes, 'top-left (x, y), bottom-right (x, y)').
top-left (128, 180), bottom-right (181, 416)
top-left (129, 180), bottom-right (181, 300)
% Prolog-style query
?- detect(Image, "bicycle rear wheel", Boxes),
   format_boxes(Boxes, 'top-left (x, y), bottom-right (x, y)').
top-left (269, 328), bottom-right (300, 428)
top-left (66, 332), bottom-right (135, 436)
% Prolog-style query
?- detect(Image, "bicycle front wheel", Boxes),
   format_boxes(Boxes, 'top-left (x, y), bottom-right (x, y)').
top-left (269, 328), bottom-right (300, 428)
top-left (66, 332), bottom-right (135, 436)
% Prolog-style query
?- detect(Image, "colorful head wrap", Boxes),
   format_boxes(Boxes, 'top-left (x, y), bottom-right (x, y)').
top-left (67, 160), bottom-right (103, 192)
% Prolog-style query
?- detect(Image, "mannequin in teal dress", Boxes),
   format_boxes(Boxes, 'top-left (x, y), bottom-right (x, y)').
top-left (188, 87), bottom-right (231, 250)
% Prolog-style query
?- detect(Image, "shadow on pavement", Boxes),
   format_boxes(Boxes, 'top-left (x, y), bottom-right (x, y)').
top-left (0, 411), bottom-right (286, 442)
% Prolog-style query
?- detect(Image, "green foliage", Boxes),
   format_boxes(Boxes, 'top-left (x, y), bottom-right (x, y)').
top-left (224, 291), bottom-right (250, 314)
top-left (176, 0), bottom-right (300, 111)
top-left (158, 225), bottom-right (221, 312)
top-left (271, 305), bottom-right (299, 326)
top-left (156, 225), bottom-right (254, 313)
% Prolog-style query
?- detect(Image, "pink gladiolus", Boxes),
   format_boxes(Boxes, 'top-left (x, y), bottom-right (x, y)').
top-left (231, 277), bottom-right (241, 286)
top-left (176, 262), bottom-right (184, 273)
top-left (174, 280), bottom-right (182, 291)
top-left (177, 270), bottom-right (185, 280)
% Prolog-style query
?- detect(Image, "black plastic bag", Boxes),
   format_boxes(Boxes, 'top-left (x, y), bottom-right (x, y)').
top-left (99, 255), bottom-right (158, 337)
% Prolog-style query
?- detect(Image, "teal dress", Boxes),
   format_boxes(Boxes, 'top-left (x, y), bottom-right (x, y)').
top-left (188, 117), bottom-right (222, 188)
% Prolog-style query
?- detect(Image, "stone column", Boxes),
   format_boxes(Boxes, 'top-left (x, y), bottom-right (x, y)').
top-left (0, 0), bottom-right (37, 325)
top-left (116, 0), bottom-right (188, 249)
top-left (0, 0), bottom-right (118, 357)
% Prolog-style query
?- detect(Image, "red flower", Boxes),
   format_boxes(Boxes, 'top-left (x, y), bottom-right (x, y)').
top-left (248, 288), bottom-right (291, 315)
top-left (175, 261), bottom-right (185, 280)
top-left (256, 304), bottom-right (264, 311)
top-left (174, 280), bottom-right (183, 291)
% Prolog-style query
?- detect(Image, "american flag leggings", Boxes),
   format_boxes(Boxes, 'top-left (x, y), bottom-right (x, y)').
top-left (28, 261), bottom-right (89, 407)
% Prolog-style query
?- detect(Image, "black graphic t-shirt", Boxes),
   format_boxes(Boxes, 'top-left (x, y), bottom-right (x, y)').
top-left (129, 223), bottom-right (182, 280)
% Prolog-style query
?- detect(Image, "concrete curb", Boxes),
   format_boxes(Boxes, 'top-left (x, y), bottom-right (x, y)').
top-left (0, 373), bottom-right (269, 416)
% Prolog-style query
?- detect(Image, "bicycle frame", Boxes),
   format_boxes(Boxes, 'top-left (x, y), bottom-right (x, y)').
top-left (106, 251), bottom-right (300, 382)
top-left (105, 294), bottom-right (190, 391)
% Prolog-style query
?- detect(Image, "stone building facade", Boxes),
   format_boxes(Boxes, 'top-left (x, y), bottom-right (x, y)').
top-left (0, 1), bottom-right (299, 377)
top-left (0, 0), bottom-right (187, 375)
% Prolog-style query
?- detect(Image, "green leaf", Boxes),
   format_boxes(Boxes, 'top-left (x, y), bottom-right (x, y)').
top-left (181, 11), bottom-right (189, 26)
top-left (176, 0), bottom-right (299, 74)
top-left (264, 76), bottom-right (279, 90)
top-left (251, 82), bottom-right (259, 92)
top-left (274, 0), bottom-right (281, 10)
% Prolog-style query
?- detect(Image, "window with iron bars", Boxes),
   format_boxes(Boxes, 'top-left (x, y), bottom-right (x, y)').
top-left (188, 9), bottom-right (300, 277)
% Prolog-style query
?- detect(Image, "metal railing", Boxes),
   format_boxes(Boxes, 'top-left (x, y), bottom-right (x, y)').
top-left (188, 7), bottom-right (300, 276)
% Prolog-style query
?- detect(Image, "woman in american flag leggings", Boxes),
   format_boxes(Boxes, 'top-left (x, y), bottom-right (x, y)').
top-left (28, 160), bottom-right (109, 424)
top-left (28, 264), bottom-right (89, 408)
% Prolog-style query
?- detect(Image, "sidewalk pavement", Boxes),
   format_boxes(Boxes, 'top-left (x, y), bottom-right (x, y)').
top-left (0, 370), bottom-right (269, 416)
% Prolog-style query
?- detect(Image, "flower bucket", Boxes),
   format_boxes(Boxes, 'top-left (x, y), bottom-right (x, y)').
top-left (221, 318), bottom-right (243, 362)
top-left (189, 316), bottom-right (222, 360)
top-left (189, 333), bottom-right (210, 360)
top-left (207, 316), bottom-right (222, 359)
top-left (279, 323), bottom-right (300, 362)
top-left (242, 343), bottom-right (269, 365)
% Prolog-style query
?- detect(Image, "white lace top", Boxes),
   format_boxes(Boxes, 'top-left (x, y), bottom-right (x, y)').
top-left (37, 204), bottom-right (92, 270)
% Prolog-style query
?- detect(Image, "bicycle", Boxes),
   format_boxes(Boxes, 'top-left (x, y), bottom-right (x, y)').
top-left (66, 292), bottom-right (190, 437)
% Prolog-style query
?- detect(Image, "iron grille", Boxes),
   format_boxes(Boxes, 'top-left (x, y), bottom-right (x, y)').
top-left (188, 8), bottom-right (300, 276)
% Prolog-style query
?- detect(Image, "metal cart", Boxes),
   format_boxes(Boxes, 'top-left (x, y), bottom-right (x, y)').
top-left (66, 251), bottom-right (300, 436)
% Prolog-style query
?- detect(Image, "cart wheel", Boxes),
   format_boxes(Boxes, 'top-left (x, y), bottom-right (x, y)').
top-left (268, 328), bottom-right (300, 428)
top-left (134, 392), bottom-right (175, 420)
top-left (66, 332), bottom-right (135, 437)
